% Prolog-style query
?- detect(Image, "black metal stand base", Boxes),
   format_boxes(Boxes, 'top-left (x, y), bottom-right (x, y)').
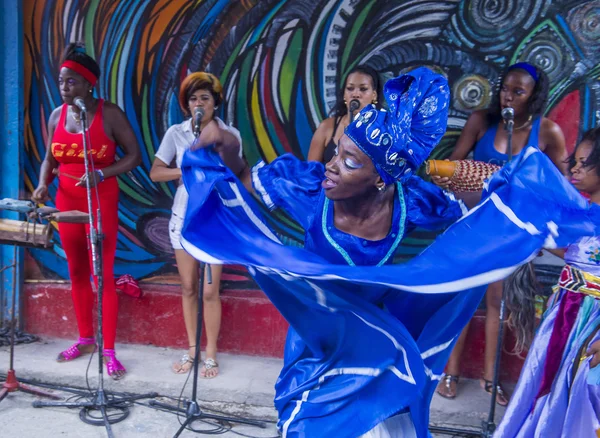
top-left (150, 399), bottom-right (267, 437)
top-left (430, 416), bottom-right (499, 437)
top-left (33, 388), bottom-right (158, 437)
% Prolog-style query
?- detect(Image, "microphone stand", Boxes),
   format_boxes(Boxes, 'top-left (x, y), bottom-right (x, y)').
top-left (480, 115), bottom-right (514, 437)
top-left (505, 118), bottom-right (514, 160)
top-left (32, 103), bottom-right (157, 438)
top-left (430, 117), bottom-right (515, 438)
top-left (0, 244), bottom-right (61, 403)
top-left (149, 122), bottom-right (266, 436)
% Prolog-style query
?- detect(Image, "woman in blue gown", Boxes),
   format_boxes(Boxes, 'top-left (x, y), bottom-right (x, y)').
top-left (185, 67), bottom-right (470, 436)
top-left (179, 67), bottom-right (598, 437)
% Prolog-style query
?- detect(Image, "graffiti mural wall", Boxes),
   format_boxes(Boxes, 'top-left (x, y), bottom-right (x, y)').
top-left (23, 0), bottom-right (600, 282)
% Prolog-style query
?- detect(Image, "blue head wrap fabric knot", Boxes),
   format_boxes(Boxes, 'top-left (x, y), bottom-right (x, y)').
top-left (345, 67), bottom-right (450, 184)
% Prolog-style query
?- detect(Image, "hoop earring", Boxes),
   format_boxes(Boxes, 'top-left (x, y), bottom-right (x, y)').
top-left (214, 106), bottom-right (219, 110)
top-left (372, 97), bottom-right (378, 105)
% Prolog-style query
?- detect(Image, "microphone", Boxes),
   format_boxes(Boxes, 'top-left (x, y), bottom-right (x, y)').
top-left (501, 107), bottom-right (514, 134)
top-left (501, 107), bottom-right (514, 121)
top-left (501, 107), bottom-right (515, 159)
top-left (73, 97), bottom-right (87, 112)
top-left (193, 107), bottom-right (205, 137)
top-left (349, 99), bottom-right (360, 119)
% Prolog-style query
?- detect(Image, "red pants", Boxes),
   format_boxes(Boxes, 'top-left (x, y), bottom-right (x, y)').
top-left (55, 164), bottom-right (120, 349)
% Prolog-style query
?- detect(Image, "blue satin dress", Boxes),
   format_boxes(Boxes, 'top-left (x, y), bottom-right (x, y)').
top-left (180, 144), bottom-right (600, 438)
top-left (252, 154), bottom-right (466, 435)
top-left (253, 154), bottom-right (465, 267)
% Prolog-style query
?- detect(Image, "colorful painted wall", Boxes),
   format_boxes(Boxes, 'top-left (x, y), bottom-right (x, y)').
top-left (23, 0), bottom-right (600, 283)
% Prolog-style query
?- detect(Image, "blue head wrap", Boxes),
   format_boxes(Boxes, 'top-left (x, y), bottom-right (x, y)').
top-left (345, 67), bottom-right (450, 184)
top-left (507, 62), bottom-right (539, 82)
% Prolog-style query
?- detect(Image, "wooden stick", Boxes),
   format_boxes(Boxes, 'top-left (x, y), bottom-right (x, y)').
top-left (48, 210), bottom-right (89, 224)
top-left (0, 218), bottom-right (53, 248)
top-left (0, 218), bottom-right (49, 235)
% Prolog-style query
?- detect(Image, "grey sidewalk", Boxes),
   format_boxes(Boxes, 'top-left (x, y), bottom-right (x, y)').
top-left (0, 338), bottom-right (508, 437)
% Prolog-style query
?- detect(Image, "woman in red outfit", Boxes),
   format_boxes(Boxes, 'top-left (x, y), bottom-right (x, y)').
top-left (31, 43), bottom-right (141, 379)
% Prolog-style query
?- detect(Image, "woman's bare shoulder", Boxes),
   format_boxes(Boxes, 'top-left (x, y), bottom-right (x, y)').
top-left (318, 116), bottom-right (336, 130)
top-left (540, 117), bottom-right (563, 136)
top-left (48, 106), bottom-right (62, 127)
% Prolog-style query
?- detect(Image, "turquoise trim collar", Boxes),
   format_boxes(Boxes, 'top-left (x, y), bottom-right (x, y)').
top-left (321, 182), bottom-right (406, 266)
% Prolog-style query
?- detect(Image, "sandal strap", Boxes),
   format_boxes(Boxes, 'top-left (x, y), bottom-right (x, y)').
top-left (179, 353), bottom-right (193, 365)
top-left (61, 344), bottom-right (82, 361)
top-left (59, 337), bottom-right (96, 361)
top-left (103, 349), bottom-right (126, 376)
top-left (443, 374), bottom-right (459, 383)
top-left (203, 358), bottom-right (218, 370)
top-left (483, 379), bottom-right (505, 394)
top-left (442, 375), bottom-right (459, 390)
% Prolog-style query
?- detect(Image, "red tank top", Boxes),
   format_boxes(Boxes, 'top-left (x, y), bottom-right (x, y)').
top-left (51, 99), bottom-right (116, 167)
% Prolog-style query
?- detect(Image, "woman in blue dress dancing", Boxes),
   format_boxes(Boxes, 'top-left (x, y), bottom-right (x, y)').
top-left (179, 67), bottom-right (598, 437)
top-left (186, 67), bottom-right (470, 437)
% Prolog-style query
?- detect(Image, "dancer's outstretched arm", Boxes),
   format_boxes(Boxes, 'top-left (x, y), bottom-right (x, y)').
top-left (191, 120), bottom-right (253, 194)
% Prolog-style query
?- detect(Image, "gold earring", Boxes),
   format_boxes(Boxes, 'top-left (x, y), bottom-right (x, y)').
top-left (372, 97), bottom-right (378, 104)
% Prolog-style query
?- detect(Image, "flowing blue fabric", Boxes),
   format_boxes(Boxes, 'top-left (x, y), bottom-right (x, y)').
top-left (180, 145), bottom-right (600, 438)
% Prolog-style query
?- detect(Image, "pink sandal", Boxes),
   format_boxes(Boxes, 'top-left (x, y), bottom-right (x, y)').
top-left (56, 337), bottom-right (96, 362)
top-left (103, 349), bottom-right (126, 380)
